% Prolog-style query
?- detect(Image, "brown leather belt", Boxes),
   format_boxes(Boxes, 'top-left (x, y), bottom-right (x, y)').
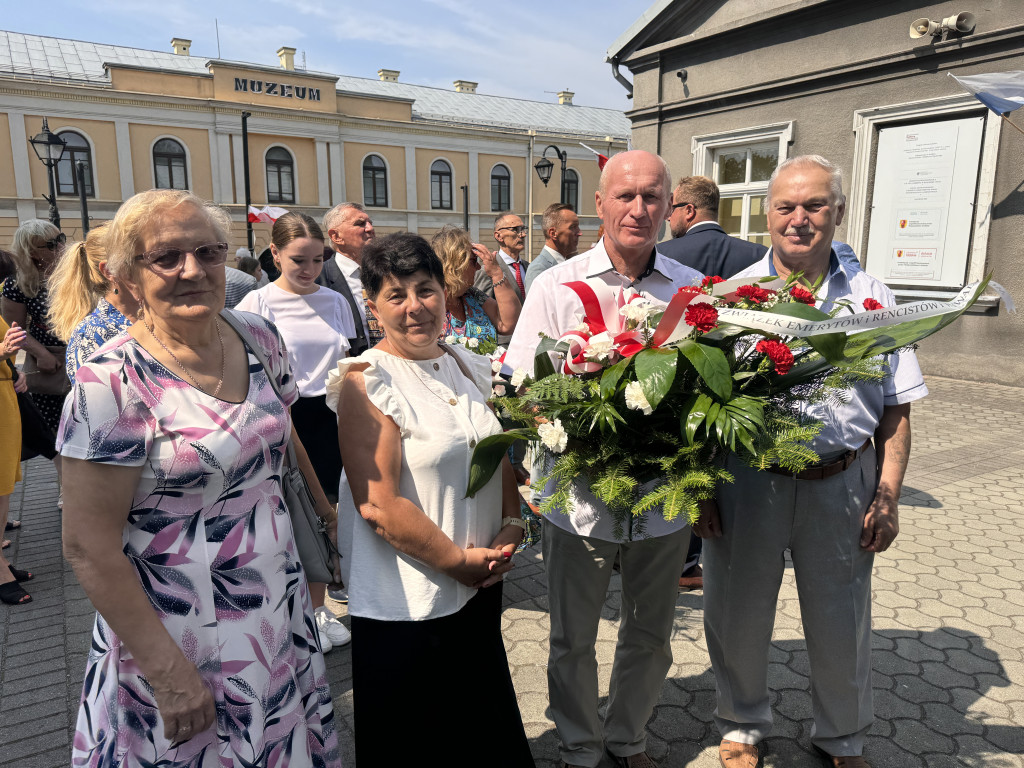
top-left (766, 439), bottom-right (872, 481)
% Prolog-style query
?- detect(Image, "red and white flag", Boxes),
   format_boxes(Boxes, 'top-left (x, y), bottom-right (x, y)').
top-left (579, 142), bottom-right (610, 170)
top-left (247, 205), bottom-right (289, 224)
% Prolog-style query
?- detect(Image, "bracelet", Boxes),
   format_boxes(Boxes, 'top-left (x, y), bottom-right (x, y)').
top-left (492, 275), bottom-right (508, 288)
top-left (501, 516), bottom-right (529, 533)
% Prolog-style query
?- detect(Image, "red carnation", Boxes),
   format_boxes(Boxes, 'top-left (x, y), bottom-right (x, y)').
top-left (863, 298), bottom-right (884, 310)
top-left (701, 275), bottom-right (725, 289)
top-left (685, 302), bottom-right (719, 333)
top-left (789, 286), bottom-right (815, 305)
top-left (737, 284), bottom-right (775, 304)
top-left (756, 339), bottom-right (795, 375)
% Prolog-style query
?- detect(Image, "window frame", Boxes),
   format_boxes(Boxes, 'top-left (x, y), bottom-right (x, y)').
top-left (55, 130), bottom-right (95, 198)
top-left (265, 145), bottom-right (296, 205)
top-left (430, 158), bottom-right (453, 210)
top-left (490, 163), bottom-right (511, 212)
top-left (362, 153), bottom-right (389, 208)
top-left (562, 168), bottom-right (580, 212)
top-left (152, 137), bottom-right (190, 191)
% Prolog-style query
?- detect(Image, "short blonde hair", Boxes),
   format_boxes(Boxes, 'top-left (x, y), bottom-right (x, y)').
top-left (47, 223), bottom-right (110, 341)
top-left (9, 219), bottom-right (60, 298)
top-left (431, 225), bottom-right (474, 297)
top-left (105, 190), bottom-right (232, 282)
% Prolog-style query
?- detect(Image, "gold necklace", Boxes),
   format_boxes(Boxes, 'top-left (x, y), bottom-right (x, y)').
top-left (144, 318), bottom-right (225, 398)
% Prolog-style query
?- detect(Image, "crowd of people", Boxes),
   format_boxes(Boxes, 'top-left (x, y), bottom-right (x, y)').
top-left (0, 148), bottom-right (920, 768)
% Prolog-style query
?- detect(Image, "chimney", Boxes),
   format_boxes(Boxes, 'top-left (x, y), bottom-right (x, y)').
top-left (277, 46), bottom-right (296, 71)
top-left (557, 90), bottom-right (574, 105)
top-left (378, 69), bottom-right (400, 82)
top-left (454, 80), bottom-right (478, 94)
top-left (170, 38), bottom-right (192, 56)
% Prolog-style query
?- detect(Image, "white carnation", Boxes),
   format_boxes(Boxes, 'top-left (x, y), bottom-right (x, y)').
top-left (624, 381), bottom-right (653, 415)
top-left (491, 358), bottom-right (504, 373)
top-left (467, 337), bottom-right (479, 348)
top-left (583, 331), bottom-right (615, 362)
top-left (494, 346), bottom-right (507, 356)
top-left (445, 335), bottom-right (459, 344)
top-left (510, 368), bottom-right (528, 387)
top-left (537, 419), bottom-right (569, 453)
top-left (493, 384), bottom-right (506, 397)
top-left (620, 299), bottom-right (655, 326)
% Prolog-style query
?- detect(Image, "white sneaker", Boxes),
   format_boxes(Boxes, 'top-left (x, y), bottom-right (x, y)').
top-left (327, 586), bottom-right (348, 603)
top-left (315, 619), bottom-right (333, 654)
top-left (314, 606), bottom-right (351, 647)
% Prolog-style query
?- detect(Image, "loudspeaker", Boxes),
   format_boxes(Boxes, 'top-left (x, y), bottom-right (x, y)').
top-left (909, 17), bottom-right (940, 38)
top-left (943, 12), bottom-right (976, 33)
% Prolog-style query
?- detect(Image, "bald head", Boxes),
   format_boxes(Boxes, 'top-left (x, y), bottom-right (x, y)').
top-left (595, 150), bottom-right (673, 275)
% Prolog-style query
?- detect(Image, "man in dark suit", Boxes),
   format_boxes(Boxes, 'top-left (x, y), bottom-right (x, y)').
top-left (318, 202), bottom-right (380, 357)
top-left (659, 176), bottom-right (766, 279)
top-left (474, 212), bottom-right (527, 345)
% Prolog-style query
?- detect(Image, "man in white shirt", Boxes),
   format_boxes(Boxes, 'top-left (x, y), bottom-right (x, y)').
top-left (475, 212), bottom-right (527, 345)
top-left (319, 202), bottom-right (380, 356)
top-left (504, 150), bottom-right (703, 768)
top-left (694, 156), bottom-right (927, 768)
top-left (524, 203), bottom-right (581, 294)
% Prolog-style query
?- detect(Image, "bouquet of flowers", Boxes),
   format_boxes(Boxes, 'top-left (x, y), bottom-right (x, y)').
top-left (467, 272), bottom-right (1007, 536)
top-left (443, 333), bottom-right (499, 357)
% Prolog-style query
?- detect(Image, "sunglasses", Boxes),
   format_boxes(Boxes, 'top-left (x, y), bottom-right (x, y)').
top-left (498, 226), bottom-right (527, 236)
top-left (40, 233), bottom-right (67, 251)
top-left (135, 242), bottom-right (229, 275)
top-left (672, 202), bottom-right (694, 211)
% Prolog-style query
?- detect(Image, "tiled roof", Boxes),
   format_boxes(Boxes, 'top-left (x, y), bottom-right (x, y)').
top-left (0, 30), bottom-right (630, 139)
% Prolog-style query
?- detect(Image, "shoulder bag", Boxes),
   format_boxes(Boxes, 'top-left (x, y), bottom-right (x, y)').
top-left (219, 310), bottom-right (340, 584)
top-left (24, 345), bottom-right (71, 396)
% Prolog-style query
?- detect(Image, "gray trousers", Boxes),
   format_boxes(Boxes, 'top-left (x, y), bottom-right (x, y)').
top-left (543, 520), bottom-right (689, 767)
top-left (704, 448), bottom-right (877, 756)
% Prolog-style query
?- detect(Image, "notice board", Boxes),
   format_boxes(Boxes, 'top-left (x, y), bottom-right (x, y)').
top-left (865, 116), bottom-right (984, 289)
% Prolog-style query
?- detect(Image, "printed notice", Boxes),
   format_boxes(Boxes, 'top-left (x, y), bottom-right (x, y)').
top-left (888, 248), bottom-right (939, 280)
top-left (893, 209), bottom-right (942, 239)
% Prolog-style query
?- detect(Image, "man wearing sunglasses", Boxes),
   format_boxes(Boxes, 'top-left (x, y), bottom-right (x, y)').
top-left (660, 176), bottom-right (765, 280)
top-left (474, 212), bottom-right (527, 345)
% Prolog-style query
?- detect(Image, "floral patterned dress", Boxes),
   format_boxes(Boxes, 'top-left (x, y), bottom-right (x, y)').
top-left (443, 287), bottom-right (497, 345)
top-left (57, 312), bottom-right (341, 768)
top-left (65, 297), bottom-right (131, 385)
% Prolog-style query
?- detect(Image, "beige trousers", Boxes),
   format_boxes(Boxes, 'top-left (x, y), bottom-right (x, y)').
top-left (704, 448), bottom-right (877, 757)
top-left (543, 520), bottom-right (689, 767)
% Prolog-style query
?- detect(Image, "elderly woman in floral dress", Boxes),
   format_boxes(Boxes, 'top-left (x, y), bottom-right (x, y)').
top-left (58, 189), bottom-right (341, 767)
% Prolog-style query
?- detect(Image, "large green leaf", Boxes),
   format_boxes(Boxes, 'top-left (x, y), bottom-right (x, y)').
top-left (600, 357), bottom-right (631, 400)
top-left (634, 348), bottom-right (678, 410)
top-left (679, 340), bottom-right (733, 400)
top-left (682, 393), bottom-right (712, 444)
top-left (532, 337), bottom-right (560, 379)
top-left (466, 428), bottom-right (536, 497)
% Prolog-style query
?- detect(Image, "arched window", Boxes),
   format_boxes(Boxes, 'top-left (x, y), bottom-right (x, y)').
top-left (266, 147), bottom-right (295, 204)
top-left (490, 164), bottom-right (510, 212)
top-left (430, 159), bottom-right (453, 210)
top-left (362, 155), bottom-right (388, 207)
top-left (562, 169), bottom-right (579, 212)
top-left (55, 131), bottom-right (94, 198)
top-left (153, 138), bottom-right (189, 190)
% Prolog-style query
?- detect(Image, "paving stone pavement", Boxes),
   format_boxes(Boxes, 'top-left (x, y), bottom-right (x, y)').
top-left (2, 375), bottom-right (1022, 767)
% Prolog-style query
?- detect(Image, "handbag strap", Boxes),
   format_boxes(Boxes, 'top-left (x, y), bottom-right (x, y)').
top-left (437, 341), bottom-right (478, 385)
top-left (219, 310), bottom-right (299, 468)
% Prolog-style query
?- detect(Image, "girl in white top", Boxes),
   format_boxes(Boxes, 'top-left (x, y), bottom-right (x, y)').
top-left (235, 212), bottom-right (355, 653)
top-left (326, 232), bottom-right (533, 767)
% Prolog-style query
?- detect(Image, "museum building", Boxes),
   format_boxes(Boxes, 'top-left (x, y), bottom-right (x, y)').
top-left (0, 30), bottom-right (629, 259)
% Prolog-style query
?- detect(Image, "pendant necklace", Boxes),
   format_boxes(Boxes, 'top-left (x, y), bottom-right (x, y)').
top-left (144, 317), bottom-right (225, 398)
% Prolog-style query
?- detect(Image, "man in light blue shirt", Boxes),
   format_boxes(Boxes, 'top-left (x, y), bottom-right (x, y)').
top-left (695, 155), bottom-right (927, 768)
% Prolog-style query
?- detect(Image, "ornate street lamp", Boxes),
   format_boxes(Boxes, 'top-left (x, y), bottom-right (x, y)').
top-left (534, 144), bottom-right (568, 204)
top-left (28, 118), bottom-right (67, 229)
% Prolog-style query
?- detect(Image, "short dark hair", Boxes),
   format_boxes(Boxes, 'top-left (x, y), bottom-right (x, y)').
top-left (673, 176), bottom-right (719, 215)
top-left (361, 232), bottom-right (444, 300)
top-left (0, 249), bottom-right (16, 284)
top-left (236, 256), bottom-right (260, 276)
top-left (542, 203), bottom-right (575, 233)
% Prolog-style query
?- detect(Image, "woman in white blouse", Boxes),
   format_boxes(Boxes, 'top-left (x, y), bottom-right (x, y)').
top-left (236, 212), bottom-right (355, 652)
top-left (327, 233), bottom-right (533, 767)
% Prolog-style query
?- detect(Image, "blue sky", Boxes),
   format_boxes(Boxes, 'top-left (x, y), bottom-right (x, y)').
top-left (4, 0), bottom-right (645, 111)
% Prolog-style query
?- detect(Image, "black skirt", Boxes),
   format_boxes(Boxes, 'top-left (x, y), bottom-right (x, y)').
top-left (290, 394), bottom-right (342, 503)
top-left (351, 583), bottom-right (535, 767)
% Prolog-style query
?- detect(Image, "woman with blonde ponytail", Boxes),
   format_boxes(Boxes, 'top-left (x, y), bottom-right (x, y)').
top-left (47, 224), bottom-right (138, 385)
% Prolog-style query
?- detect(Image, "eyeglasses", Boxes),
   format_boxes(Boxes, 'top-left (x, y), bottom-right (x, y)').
top-left (497, 226), bottom-right (527, 236)
top-left (135, 242), bottom-right (229, 275)
top-left (40, 233), bottom-right (66, 251)
top-left (671, 202), bottom-right (694, 211)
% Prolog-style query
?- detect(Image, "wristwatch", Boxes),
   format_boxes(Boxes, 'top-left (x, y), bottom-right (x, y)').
top-left (501, 516), bottom-right (529, 532)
